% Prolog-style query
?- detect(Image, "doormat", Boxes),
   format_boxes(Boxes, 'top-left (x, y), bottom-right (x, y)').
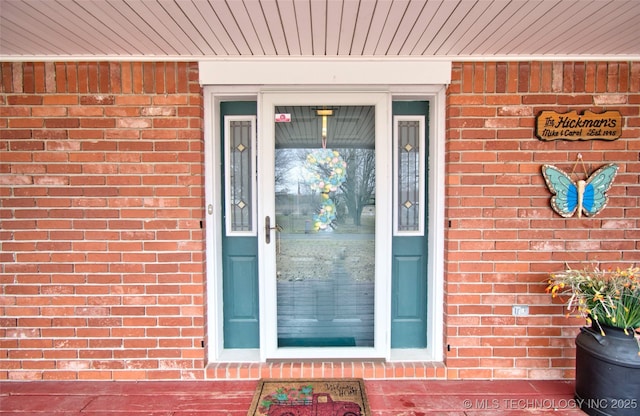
top-left (248, 379), bottom-right (370, 416)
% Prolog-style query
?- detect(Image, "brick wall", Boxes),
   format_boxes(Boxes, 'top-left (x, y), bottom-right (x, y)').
top-left (1, 62), bottom-right (206, 380)
top-left (1, 61), bottom-right (638, 381)
top-left (445, 62), bottom-right (640, 379)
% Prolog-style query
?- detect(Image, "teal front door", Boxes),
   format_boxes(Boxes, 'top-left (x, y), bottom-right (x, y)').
top-left (391, 101), bottom-right (429, 348)
top-left (220, 101), bottom-right (259, 348)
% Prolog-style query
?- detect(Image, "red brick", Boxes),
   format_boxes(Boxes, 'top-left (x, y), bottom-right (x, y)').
top-left (105, 63), bottom-right (121, 95)
top-left (518, 62), bottom-right (530, 92)
top-left (2, 59), bottom-right (639, 382)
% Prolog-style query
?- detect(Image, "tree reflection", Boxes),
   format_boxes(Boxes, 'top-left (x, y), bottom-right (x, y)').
top-left (275, 147), bottom-right (375, 229)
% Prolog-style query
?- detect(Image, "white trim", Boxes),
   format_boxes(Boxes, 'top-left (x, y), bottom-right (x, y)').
top-left (203, 88), bottom-right (223, 362)
top-left (199, 58), bottom-right (451, 85)
top-left (428, 86), bottom-right (447, 362)
top-left (217, 348), bottom-right (260, 363)
top-left (388, 86), bottom-right (446, 362)
top-left (259, 91), bottom-right (391, 361)
top-left (224, 115), bottom-right (257, 237)
top-left (393, 115), bottom-right (426, 237)
top-left (3, 55), bottom-right (639, 63)
top-left (203, 82), bottom-right (445, 364)
top-left (204, 89), bottom-right (261, 363)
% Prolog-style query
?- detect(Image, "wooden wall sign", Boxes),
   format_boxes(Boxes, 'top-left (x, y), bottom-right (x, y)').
top-left (536, 110), bottom-right (622, 141)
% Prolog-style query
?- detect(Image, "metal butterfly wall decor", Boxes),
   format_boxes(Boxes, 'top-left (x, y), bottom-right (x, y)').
top-left (541, 155), bottom-right (618, 218)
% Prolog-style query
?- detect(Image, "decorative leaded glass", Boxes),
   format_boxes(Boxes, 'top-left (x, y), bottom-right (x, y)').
top-left (394, 116), bottom-right (425, 235)
top-left (225, 117), bottom-right (256, 235)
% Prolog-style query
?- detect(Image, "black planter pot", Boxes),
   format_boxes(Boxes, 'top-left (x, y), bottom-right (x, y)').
top-left (575, 325), bottom-right (640, 416)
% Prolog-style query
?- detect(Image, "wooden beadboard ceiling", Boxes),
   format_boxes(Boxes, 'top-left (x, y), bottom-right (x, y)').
top-left (1, 0), bottom-right (639, 60)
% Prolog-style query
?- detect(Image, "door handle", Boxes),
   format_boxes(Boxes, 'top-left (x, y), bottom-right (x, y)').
top-left (264, 215), bottom-right (282, 244)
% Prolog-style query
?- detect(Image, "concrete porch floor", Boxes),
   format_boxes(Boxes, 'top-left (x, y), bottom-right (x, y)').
top-left (0, 379), bottom-right (587, 415)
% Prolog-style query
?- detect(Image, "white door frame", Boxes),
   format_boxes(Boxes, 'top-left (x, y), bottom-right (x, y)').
top-left (201, 57), bottom-right (449, 364)
top-left (259, 91), bottom-right (391, 361)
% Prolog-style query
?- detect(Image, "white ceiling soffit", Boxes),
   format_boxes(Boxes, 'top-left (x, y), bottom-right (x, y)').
top-left (1, 0), bottom-right (639, 61)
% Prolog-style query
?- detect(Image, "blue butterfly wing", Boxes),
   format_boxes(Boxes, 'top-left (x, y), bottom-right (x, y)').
top-left (567, 184), bottom-right (579, 212)
top-left (582, 164), bottom-right (618, 216)
top-left (542, 165), bottom-right (578, 217)
top-left (582, 185), bottom-right (595, 212)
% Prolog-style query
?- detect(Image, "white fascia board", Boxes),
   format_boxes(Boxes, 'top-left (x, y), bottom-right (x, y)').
top-left (199, 58), bottom-right (451, 85)
top-left (3, 54), bottom-right (639, 63)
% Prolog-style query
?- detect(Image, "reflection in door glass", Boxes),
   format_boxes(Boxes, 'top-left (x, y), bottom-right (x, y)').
top-left (274, 106), bottom-right (375, 348)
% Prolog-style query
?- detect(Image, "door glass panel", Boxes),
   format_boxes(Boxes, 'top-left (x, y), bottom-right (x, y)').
top-left (394, 116), bottom-right (425, 235)
top-left (274, 105), bottom-right (375, 348)
top-left (225, 116), bottom-right (256, 235)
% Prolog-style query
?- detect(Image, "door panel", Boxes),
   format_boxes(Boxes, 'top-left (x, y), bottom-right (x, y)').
top-left (223, 241), bottom-right (258, 348)
top-left (221, 101), bottom-right (259, 348)
top-left (391, 238), bottom-right (427, 347)
top-left (391, 101), bottom-right (429, 348)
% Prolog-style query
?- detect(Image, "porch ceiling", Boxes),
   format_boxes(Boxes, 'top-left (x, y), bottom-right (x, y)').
top-left (1, 0), bottom-right (639, 61)
top-left (275, 106), bottom-right (375, 149)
